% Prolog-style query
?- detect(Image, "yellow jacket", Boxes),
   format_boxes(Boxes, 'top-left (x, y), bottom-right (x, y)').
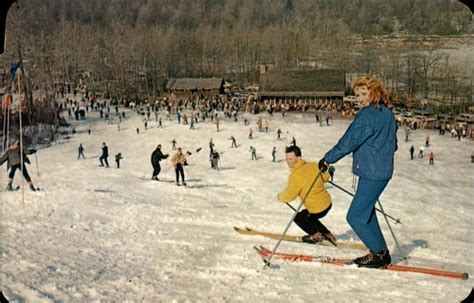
top-left (278, 159), bottom-right (331, 214)
top-left (171, 152), bottom-right (187, 166)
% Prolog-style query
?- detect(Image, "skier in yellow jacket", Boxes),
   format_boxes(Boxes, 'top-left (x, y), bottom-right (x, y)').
top-left (278, 145), bottom-right (336, 244)
top-left (171, 147), bottom-right (187, 186)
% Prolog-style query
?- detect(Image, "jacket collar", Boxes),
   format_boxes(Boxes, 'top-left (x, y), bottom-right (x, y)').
top-left (292, 159), bottom-right (306, 172)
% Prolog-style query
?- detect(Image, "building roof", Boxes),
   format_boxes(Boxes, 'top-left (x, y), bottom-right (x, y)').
top-left (258, 69), bottom-right (345, 97)
top-left (259, 91), bottom-right (344, 97)
top-left (166, 78), bottom-right (224, 91)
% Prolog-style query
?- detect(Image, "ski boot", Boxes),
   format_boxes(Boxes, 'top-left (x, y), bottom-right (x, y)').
top-left (353, 250), bottom-right (391, 269)
top-left (302, 231), bottom-right (325, 244)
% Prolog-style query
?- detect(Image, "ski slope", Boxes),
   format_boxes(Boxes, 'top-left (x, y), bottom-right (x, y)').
top-left (1, 102), bottom-right (473, 302)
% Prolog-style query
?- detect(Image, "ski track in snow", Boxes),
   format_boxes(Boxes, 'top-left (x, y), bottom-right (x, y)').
top-left (1, 99), bottom-right (473, 302)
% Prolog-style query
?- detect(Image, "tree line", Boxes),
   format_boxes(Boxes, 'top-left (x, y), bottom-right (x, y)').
top-left (1, 0), bottom-right (472, 119)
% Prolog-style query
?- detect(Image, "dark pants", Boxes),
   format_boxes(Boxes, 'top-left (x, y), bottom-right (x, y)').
top-left (294, 205), bottom-right (332, 235)
top-left (100, 155), bottom-right (109, 167)
top-left (175, 163), bottom-right (185, 183)
top-left (78, 151), bottom-right (85, 159)
top-left (9, 164), bottom-right (31, 182)
top-left (152, 163), bottom-right (161, 178)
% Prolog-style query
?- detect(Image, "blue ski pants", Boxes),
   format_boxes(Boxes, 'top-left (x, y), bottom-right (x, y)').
top-left (347, 178), bottom-right (389, 253)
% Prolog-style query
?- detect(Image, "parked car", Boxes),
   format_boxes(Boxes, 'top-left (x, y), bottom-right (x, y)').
top-left (245, 84), bottom-right (260, 92)
top-left (413, 108), bottom-right (433, 117)
top-left (343, 96), bottom-right (357, 103)
top-left (401, 111), bottom-right (413, 120)
top-left (455, 113), bottom-right (474, 124)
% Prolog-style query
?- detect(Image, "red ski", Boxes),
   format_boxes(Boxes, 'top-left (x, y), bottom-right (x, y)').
top-left (256, 246), bottom-right (469, 280)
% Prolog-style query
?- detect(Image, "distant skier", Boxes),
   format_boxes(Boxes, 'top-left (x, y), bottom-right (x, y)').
top-left (272, 146), bottom-right (277, 162)
top-left (291, 137), bottom-right (296, 147)
top-left (277, 128), bottom-right (282, 140)
top-left (250, 146), bottom-right (257, 160)
top-left (409, 145), bottom-right (415, 160)
top-left (158, 117), bottom-right (163, 128)
top-left (0, 141), bottom-right (38, 191)
top-left (257, 117), bottom-right (263, 132)
top-left (249, 128), bottom-right (253, 139)
top-left (209, 139), bottom-right (215, 156)
top-left (99, 142), bottom-right (109, 167)
top-left (115, 153), bottom-right (123, 168)
top-left (78, 143), bottom-right (85, 159)
top-left (278, 145), bottom-right (335, 244)
top-left (418, 146), bottom-right (424, 159)
top-left (136, 128), bottom-right (140, 134)
top-left (210, 150), bottom-right (220, 170)
top-left (171, 147), bottom-right (187, 186)
top-left (151, 144), bottom-right (169, 180)
top-left (176, 111), bottom-right (181, 124)
top-left (171, 139), bottom-right (177, 150)
top-left (231, 136), bottom-right (238, 148)
top-left (429, 151), bottom-right (435, 165)
top-left (425, 135), bottom-right (430, 147)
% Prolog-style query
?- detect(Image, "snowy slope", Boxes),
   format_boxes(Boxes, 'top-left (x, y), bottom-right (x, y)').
top-left (1, 103), bottom-right (473, 302)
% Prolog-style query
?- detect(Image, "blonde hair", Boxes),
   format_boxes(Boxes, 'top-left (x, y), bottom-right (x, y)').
top-left (351, 76), bottom-right (389, 106)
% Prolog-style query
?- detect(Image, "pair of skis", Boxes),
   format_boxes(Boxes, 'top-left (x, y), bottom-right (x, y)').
top-left (234, 227), bottom-right (366, 250)
top-left (235, 226), bottom-right (469, 280)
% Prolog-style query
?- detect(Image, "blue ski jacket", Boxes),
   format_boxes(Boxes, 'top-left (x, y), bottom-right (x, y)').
top-left (324, 104), bottom-right (398, 181)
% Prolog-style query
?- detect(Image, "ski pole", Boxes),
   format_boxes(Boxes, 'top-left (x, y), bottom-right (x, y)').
top-left (328, 180), bottom-right (402, 224)
top-left (377, 199), bottom-right (407, 262)
top-left (35, 153), bottom-right (40, 177)
top-left (263, 171), bottom-right (322, 270)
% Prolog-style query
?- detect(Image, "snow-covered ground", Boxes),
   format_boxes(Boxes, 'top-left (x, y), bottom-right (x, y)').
top-left (1, 102), bottom-right (473, 302)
